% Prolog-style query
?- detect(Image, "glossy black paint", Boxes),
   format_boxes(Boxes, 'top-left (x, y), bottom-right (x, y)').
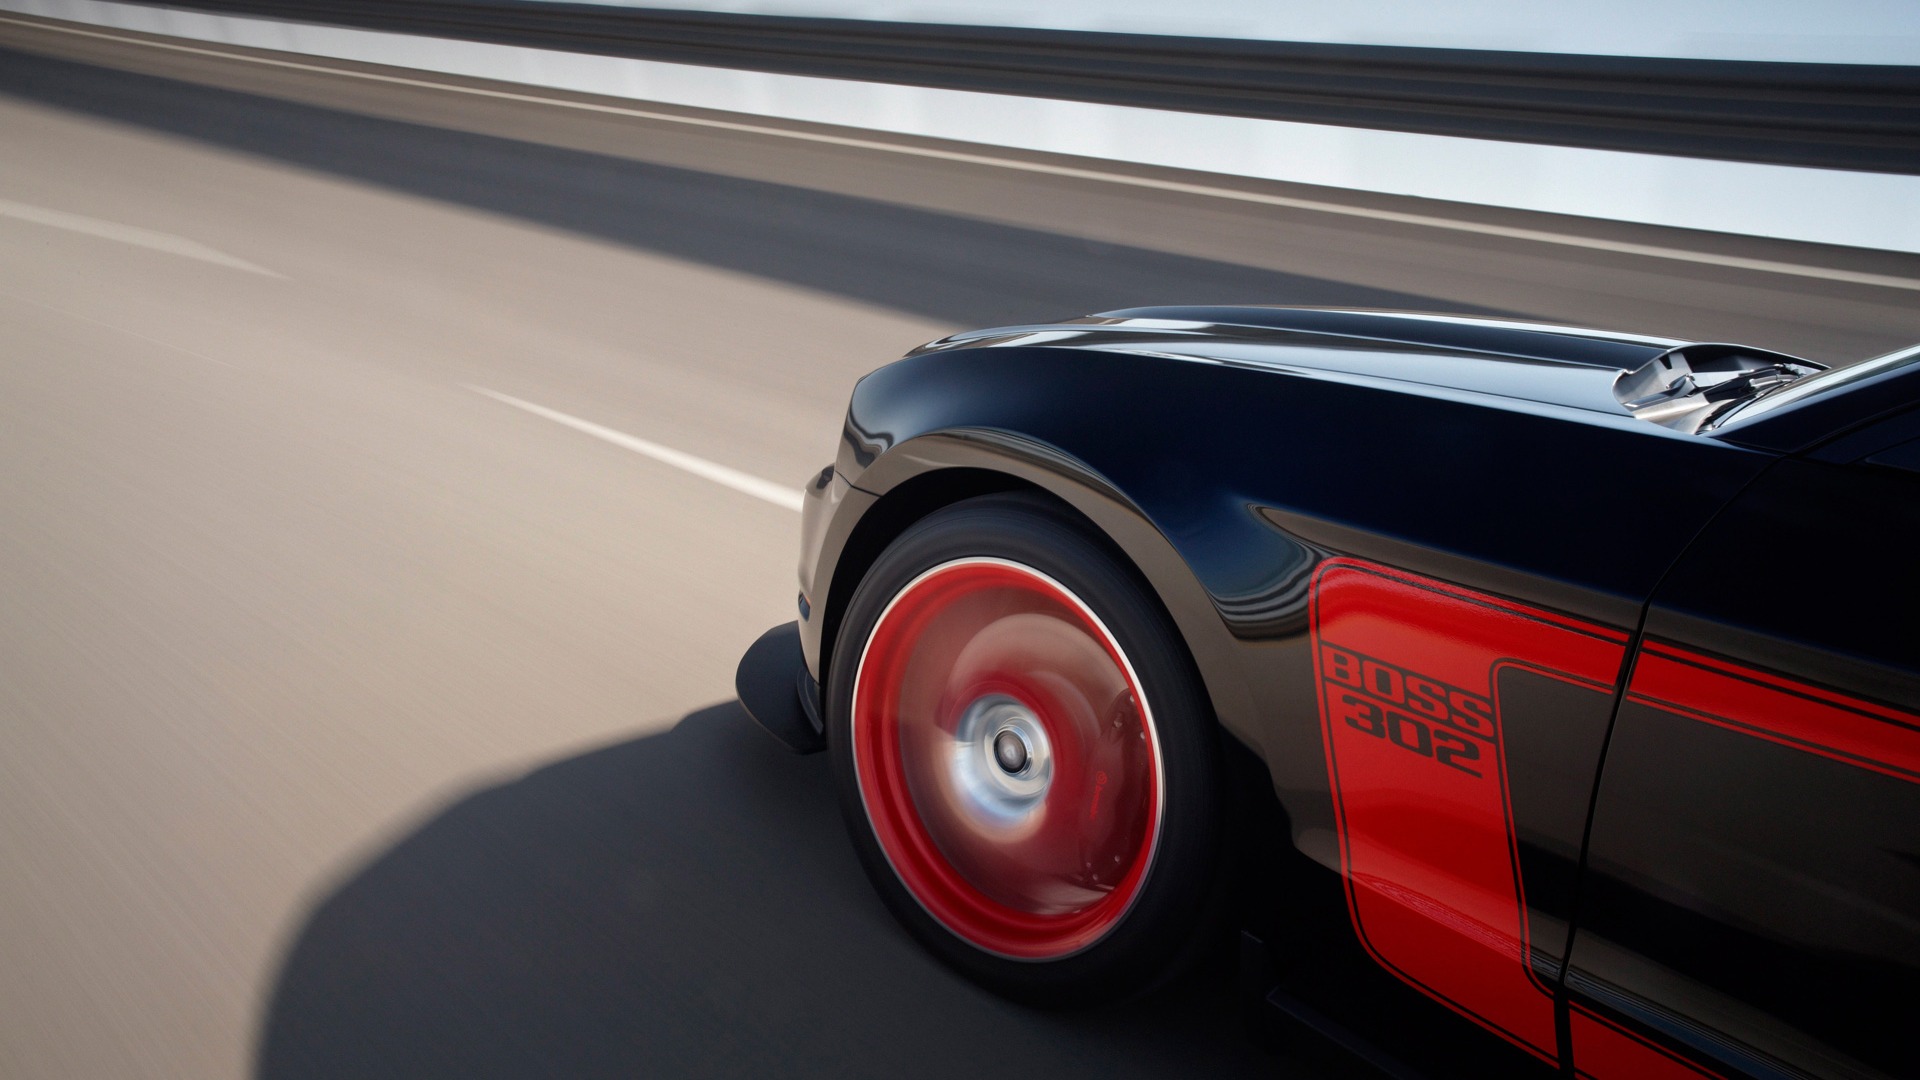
top-left (788, 307), bottom-right (1918, 1077)
top-left (1571, 421), bottom-right (1920, 1079)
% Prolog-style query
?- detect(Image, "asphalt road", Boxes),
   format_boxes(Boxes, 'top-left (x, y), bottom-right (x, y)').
top-left (0, 13), bottom-right (1916, 1080)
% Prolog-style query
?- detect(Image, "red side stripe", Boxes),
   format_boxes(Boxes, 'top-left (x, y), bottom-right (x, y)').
top-left (1570, 1006), bottom-right (1724, 1080)
top-left (1629, 645), bottom-right (1920, 785)
top-left (1310, 558), bottom-right (1630, 1066)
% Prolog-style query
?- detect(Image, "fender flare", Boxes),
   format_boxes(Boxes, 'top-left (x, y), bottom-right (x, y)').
top-left (813, 428), bottom-right (1266, 759)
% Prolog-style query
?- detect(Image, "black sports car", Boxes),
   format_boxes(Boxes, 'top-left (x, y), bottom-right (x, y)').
top-left (735, 307), bottom-right (1919, 1080)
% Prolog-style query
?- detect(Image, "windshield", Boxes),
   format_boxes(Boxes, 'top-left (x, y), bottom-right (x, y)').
top-left (1712, 343), bottom-right (1920, 430)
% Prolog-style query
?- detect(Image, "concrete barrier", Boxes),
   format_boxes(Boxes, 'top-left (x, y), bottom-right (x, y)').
top-left (7, 0), bottom-right (1918, 253)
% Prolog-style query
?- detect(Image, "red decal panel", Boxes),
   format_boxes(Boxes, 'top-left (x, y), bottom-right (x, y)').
top-left (1570, 1006), bottom-right (1722, 1080)
top-left (1310, 559), bottom-right (1628, 1064)
top-left (1630, 642), bottom-right (1920, 785)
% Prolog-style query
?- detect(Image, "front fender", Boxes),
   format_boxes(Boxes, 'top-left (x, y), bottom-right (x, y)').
top-left (816, 429), bottom-right (1270, 761)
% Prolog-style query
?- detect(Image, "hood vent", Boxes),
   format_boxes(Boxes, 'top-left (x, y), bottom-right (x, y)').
top-left (1613, 344), bottom-right (1825, 433)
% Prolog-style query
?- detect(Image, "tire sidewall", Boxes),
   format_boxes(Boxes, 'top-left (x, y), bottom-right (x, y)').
top-left (827, 493), bottom-right (1223, 1005)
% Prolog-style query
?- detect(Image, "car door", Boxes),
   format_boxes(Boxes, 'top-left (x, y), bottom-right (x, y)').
top-left (1566, 411), bottom-right (1920, 1079)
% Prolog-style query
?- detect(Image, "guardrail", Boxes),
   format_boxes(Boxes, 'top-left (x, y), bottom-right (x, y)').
top-left (157, 0), bottom-right (1920, 174)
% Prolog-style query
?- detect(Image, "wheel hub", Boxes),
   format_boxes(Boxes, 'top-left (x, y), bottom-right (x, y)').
top-left (992, 727), bottom-right (1030, 774)
top-left (949, 695), bottom-right (1052, 827)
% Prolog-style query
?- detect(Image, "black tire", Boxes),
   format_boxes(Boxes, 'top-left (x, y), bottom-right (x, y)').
top-left (827, 493), bottom-right (1226, 1005)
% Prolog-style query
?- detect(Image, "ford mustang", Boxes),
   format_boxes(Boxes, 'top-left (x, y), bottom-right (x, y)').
top-left (735, 307), bottom-right (1919, 1079)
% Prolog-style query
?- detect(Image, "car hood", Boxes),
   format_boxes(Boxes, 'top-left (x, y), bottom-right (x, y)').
top-left (908, 306), bottom-right (1696, 418)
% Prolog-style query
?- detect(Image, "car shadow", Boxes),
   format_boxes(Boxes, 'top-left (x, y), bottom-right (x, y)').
top-left (253, 702), bottom-right (1326, 1079)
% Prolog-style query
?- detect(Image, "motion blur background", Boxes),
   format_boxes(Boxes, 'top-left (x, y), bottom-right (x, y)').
top-left (0, 2), bottom-right (1915, 1077)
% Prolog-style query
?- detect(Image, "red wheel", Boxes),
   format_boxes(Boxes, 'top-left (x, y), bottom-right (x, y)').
top-left (852, 557), bottom-right (1162, 959)
top-left (828, 494), bottom-right (1224, 1003)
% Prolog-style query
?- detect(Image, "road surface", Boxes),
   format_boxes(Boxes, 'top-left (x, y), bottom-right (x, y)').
top-left (0, 13), bottom-right (1915, 1079)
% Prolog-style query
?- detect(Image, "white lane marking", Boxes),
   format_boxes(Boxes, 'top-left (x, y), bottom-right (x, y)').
top-left (467, 385), bottom-right (804, 512)
top-left (0, 196), bottom-right (283, 277)
top-left (6, 14), bottom-right (1919, 294)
